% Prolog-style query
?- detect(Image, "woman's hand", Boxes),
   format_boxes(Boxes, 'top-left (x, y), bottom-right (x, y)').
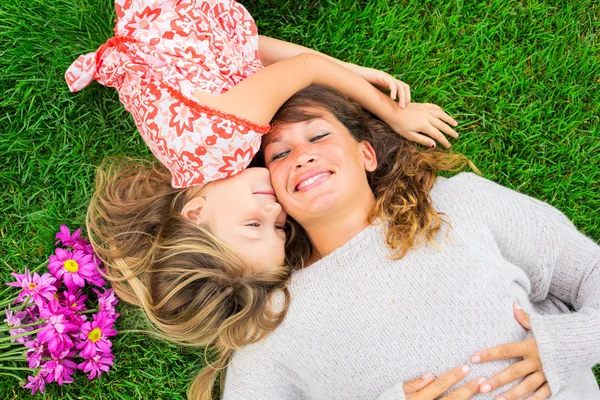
top-left (384, 102), bottom-right (459, 149)
top-left (350, 65), bottom-right (411, 108)
top-left (471, 303), bottom-right (551, 399)
top-left (404, 365), bottom-right (484, 400)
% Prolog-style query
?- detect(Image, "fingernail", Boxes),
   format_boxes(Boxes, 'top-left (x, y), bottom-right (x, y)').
top-left (430, 143), bottom-right (436, 149)
top-left (461, 365), bottom-right (470, 373)
top-left (453, 120), bottom-right (458, 126)
top-left (471, 354), bottom-right (481, 363)
top-left (422, 373), bottom-right (435, 380)
top-left (514, 302), bottom-right (523, 310)
top-left (481, 383), bottom-right (492, 393)
top-left (477, 378), bottom-right (486, 385)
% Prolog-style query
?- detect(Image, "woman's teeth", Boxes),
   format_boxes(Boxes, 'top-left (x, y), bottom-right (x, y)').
top-left (296, 172), bottom-right (329, 191)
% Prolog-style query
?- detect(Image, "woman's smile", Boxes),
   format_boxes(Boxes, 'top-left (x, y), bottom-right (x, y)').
top-left (294, 170), bottom-right (333, 192)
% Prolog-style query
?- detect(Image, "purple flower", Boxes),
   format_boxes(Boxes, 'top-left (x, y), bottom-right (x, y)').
top-left (7, 270), bottom-right (57, 308)
top-left (94, 288), bottom-right (119, 320)
top-left (25, 339), bottom-right (46, 369)
top-left (78, 352), bottom-right (114, 380)
top-left (4, 309), bottom-right (34, 344)
top-left (23, 369), bottom-right (47, 395)
top-left (48, 248), bottom-right (105, 291)
top-left (41, 349), bottom-right (77, 386)
top-left (59, 290), bottom-right (88, 315)
top-left (38, 303), bottom-right (78, 356)
top-left (78, 312), bottom-right (117, 359)
top-left (55, 225), bottom-right (83, 247)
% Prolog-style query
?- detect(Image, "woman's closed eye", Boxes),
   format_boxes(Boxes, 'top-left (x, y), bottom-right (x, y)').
top-left (309, 133), bottom-right (329, 142)
top-left (270, 150), bottom-right (289, 162)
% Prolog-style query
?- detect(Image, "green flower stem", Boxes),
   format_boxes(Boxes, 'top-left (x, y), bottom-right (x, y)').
top-left (0, 347), bottom-right (25, 358)
top-left (32, 260), bottom-right (49, 272)
top-left (0, 296), bottom-right (18, 309)
top-left (15, 297), bottom-right (33, 312)
top-left (0, 371), bottom-right (23, 381)
top-left (0, 356), bottom-right (26, 363)
top-left (0, 320), bottom-right (45, 333)
top-left (0, 366), bottom-right (35, 372)
top-left (0, 328), bottom-right (42, 343)
top-left (80, 308), bottom-right (98, 315)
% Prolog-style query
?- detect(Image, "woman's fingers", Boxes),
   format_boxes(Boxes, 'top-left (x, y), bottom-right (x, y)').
top-left (495, 371), bottom-right (546, 399)
top-left (513, 302), bottom-right (532, 329)
top-left (472, 337), bottom-right (536, 363)
top-left (439, 378), bottom-right (485, 400)
top-left (478, 358), bottom-right (539, 394)
top-left (415, 365), bottom-right (472, 399)
top-left (525, 383), bottom-right (551, 400)
top-left (403, 373), bottom-right (436, 395)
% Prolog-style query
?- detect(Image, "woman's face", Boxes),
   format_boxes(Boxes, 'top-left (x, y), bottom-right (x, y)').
top-left (262, 109), bottom-right (377, 225)
top-left (183, 168), bottom-right (287, 271)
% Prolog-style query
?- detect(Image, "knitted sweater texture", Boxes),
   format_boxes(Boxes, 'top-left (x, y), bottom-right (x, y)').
top-left (223, 173), bottom-right (600, 399)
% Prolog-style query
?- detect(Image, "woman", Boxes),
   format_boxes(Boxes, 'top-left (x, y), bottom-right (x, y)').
top-left (222, 85), bottom-right (600, 399)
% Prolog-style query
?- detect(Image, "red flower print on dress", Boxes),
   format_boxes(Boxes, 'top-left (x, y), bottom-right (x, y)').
top-left (124, 6), bottom-right (162, 36)
top-left (66, 0), bottom-right (269, 188)
top-left (218, 147), bottom-right (254, 175)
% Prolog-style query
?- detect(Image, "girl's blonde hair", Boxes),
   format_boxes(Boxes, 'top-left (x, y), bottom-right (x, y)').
top-left (86, 157), bottom-right (307, 399)
top-left (270, 85), bottom-right (477, 259)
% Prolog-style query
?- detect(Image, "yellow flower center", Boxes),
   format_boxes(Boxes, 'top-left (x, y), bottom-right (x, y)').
top-left (28, 283), bottom-right (37, 290)
top-left (64, 259), bottom-right (79, 273)
top-left (54, 293), bottom-right (59, 300)
top-left (72, 302), bottom-right (77, 308)
top-left (88, 328), bottom-right (102, 343)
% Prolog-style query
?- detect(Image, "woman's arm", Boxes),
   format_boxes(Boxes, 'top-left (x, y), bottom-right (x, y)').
top-left (458, 172), bottom-right (600, 395)
top-left (194, 53), bottom-right (456, 147)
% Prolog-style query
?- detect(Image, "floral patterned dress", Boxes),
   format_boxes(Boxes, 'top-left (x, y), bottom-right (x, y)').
top-left (66, 0), bottom-right (269, 188)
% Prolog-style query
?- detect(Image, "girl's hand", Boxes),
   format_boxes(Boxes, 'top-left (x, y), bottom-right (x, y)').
top-left (351, 65), bottom-right (411, 108)
top-left (404, 365), bottom-right (484, 400)
top-left (384, 102), bottom-right (458, 149)
top-left (471, 303), bottom-right (551, 400)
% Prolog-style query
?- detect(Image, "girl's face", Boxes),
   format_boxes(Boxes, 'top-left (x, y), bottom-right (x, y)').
top-left (262, 110), bottom-right (377, 225)
top-left (183, 168), bottom-right (287, 271)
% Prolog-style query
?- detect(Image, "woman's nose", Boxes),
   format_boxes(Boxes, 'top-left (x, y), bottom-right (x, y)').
top-left (295, 154), bottom-right (316, 169)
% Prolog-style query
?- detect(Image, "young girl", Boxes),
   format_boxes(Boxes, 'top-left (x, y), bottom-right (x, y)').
top-left (75, 0), bottom-right (461, 398)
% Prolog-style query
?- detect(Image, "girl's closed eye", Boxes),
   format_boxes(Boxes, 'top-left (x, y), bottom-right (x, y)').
top-left (246, 222), bottom-right (261, 228)
top-left (270, 150), bottom-right (289, 161)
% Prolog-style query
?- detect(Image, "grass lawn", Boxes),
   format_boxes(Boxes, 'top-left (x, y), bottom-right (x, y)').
top-left (1, 0), bottom-right (598, 398)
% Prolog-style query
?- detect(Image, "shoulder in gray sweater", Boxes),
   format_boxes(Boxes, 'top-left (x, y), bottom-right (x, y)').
top-left (223, 173), bottom-right (600, 400)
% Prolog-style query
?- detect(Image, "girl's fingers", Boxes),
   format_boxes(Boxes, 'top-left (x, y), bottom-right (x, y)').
top-left (431, 118), bottom-right (458, 139)
top-left (418, 365), bottom-right (472, 399)
top-left (432, 109), bottom-right (458, 127)
top-left (440, 378), bottom-right (485, 400)
top-left (403, 373), bottom-right (436, 395)
top-left (405, 131), bottom-right (437, 148)
top-left (389, 80), bottom-right (398, 101)
top-left (495, 371), bottom-right (546, 399)
top-left (478, 358), bottom-right (539, 394)
top-left (525, 383), bottom-right (551, 400)
top-left (404, 82), bottom-right (411, 104)
top-left (422, 125), bottom-right (451, 149)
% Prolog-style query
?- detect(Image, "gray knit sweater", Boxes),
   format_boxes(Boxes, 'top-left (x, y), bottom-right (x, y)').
top-left (223, 173), bottom-right (600, 399)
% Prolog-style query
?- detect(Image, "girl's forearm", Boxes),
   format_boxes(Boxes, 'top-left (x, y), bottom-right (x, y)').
top-left (194, 53), bottom-right (396, 125)
top-left (258, 35), bottom-right (353, 69)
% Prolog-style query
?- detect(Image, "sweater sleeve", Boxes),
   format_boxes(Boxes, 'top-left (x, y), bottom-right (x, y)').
top-left (457, 172), bottom-right (600, 395)
top-left (223, 348), bottom-right (306, 400)
top-left (376, 381), bottom-right (408, 400)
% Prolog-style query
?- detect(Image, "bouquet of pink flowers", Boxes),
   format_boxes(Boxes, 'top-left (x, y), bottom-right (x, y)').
top-left (1, 225), bottom-right (118, 395)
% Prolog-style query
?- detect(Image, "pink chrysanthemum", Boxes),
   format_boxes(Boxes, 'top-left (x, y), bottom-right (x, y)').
top-left (42, 350), bottom-right (77, 386)
top-left (38, 303), bottom-right (78, 356)
top-left (58, 291), bottom-right (88, 315)
top-left (55, 225), bottom-right (83, 247)
top-left (93, 288), bottom-right (119, 320)
top-left (48, 248), bottom-right (105, 291)
top-left (7, 269), bottom-right (57, 308)
top-left (25, 339), bottom-right (46, 369)
top-left (4, 309), bottom-right (34, 344)
top-left (78, 352), bottom-right (114, 380)
top-left (78, 311), bottom-right (117, 359)
top-left (23, 369), bottom-right (47, 395)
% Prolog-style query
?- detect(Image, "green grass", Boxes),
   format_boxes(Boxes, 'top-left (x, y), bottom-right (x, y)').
top-left (0, 0), bottom-right (598, 398)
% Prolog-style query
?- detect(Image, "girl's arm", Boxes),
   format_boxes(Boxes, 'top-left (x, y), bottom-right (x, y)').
top-left (258, 35), bottom-right (411, 108)
top-left (194, 53), bottom-right (456, 148)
